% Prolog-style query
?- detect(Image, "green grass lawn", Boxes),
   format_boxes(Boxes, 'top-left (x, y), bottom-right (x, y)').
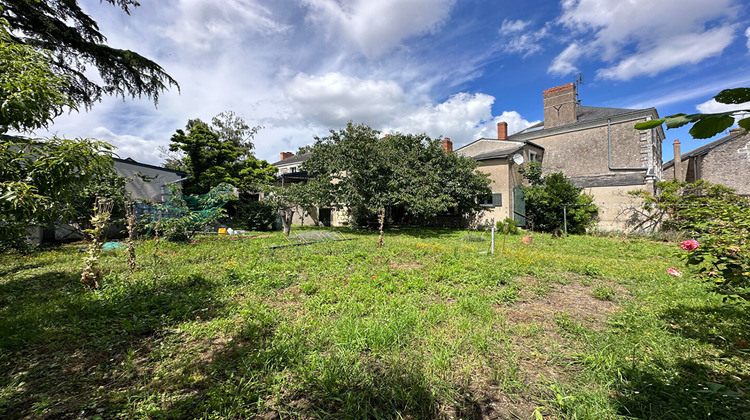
top-left (1, 228), bottom-right (748, 419)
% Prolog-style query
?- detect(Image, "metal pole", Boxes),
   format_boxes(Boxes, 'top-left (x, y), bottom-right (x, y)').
top-left (563, 205), bottom-right (568, 235)
top-left (490, 224), bottom-right (495, 254)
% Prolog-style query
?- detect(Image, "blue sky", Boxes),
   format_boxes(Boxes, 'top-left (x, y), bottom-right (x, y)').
top-left (39, 0), bottom-right (750, 166)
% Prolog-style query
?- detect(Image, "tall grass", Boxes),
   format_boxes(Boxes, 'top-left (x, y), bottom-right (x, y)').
top-left (0, 228), bottom-right (747, 419)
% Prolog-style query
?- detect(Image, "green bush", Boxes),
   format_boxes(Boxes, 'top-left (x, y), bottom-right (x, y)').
top-left (497, 217), bottom-right (520, 235)
top-left (238, 196), bottom-right (276, 231)
top-left (638, 180), bottom-right (750, 300)
top-left (520, 162), bottom-right (598, 234)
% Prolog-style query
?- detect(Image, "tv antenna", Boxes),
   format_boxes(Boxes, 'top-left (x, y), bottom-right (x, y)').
top-left (574, 73), bottom-right (583, 105)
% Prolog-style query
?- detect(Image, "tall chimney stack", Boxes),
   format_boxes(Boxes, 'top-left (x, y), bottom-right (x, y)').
top-left (497, 122), bottom-right (508, 140)
top-left (543, 83), bottom-right (577, 129)
top-left (441, 138), bottom-right (453, 153)
top-left (673, 140), bottom-right (682, 181)
top-left (280, 152), bottom-right (295, 161)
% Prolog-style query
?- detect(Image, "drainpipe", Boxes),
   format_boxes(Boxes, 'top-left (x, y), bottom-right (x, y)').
top-left (608, 118), bottom-right (647, 170)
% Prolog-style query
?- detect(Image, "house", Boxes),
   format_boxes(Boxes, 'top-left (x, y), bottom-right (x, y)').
top-left (270, 152), bottom-right (337, 226)
top-left (113, 157), bottom-right (187, 203)
top-left (663, 129), bottom-right (750, 195)
top-left (454, 123), bottom-right (544, 226)
top-left (497, 83), bottom-right (665, 231)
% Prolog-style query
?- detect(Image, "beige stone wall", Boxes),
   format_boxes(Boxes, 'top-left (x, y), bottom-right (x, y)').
top-left (700, 134), bottom-right (750, 195)
top-left (532, 119), bottom-right (653, 177)
top-left (474, 159), bottom-right (517, 226)
top-left (586, 185), bottom-right (649, 232)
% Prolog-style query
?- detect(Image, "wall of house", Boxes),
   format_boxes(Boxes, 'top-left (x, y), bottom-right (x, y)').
top-left (700, 134), bottom-right (750, 195)
top-left (531, 119), bottom-right (654, 178)
top-left (586, 184), bottom-right (649, 232)
top-left (114, 161), bottom-right (185, 202)
top-left (477, 158), bottom-right (512, 223)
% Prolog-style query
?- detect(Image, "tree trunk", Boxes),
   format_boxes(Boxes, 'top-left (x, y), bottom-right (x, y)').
top-left (377, 207), bottom-right (385, 247)
top-left (280, 209), bottom-right (293, 235)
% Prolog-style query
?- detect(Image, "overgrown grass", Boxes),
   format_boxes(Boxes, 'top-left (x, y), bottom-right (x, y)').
top-left (0, 228), bottom-right (747, 419)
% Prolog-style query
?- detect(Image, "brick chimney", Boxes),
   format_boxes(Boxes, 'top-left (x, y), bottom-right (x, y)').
top-left (543, 83), bottom-right (577, 129)
top-left (673, 140), bottom-right (682, 181)
top-left (441, 138), bottom-right (453, 153)
top-left (280, 152), bottom-right (294, 161)
top-left (497, 122), bottom-right (508, 140)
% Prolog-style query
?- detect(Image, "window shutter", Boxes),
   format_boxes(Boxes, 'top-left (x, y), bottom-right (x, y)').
top-left (492, 193), bottom-right (502, 206)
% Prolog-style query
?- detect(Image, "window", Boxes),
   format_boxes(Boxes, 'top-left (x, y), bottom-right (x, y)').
top-left (479, 193), bottom-right (502, 207)
top-left (290, 166), bottom-right (297, 173)
top-left (529, 150), bottom-right (538, 162)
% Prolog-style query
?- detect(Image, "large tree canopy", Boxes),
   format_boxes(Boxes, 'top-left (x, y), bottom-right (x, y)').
top-left (167, 113), bottom-right (276, 195)
top-left (303, 122), bottom-right (491, 245)
top-left (1, 0), bottom-right (178, 107)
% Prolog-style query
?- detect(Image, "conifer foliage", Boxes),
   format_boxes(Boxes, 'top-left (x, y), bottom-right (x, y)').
top-left (0, 0), bottom-right (178, 107)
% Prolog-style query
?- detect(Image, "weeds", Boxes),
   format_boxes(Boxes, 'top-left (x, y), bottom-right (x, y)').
top-left (0, 229), bottom-right (747, 419)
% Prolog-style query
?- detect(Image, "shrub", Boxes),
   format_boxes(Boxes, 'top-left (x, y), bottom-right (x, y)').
top-left (651, 180), bottom-right (750, 300)
top-left (520, 162), bottom-right (598, 234)
top-left (497, 217), bottom-right (520, 235)
top-left (238, 196), bottom-right (276, 231)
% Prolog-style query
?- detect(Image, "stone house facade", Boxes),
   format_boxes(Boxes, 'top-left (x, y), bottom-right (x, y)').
top-left (270, 152), bottom-right (339, 226)
top-left (504, 83), bottom-right (665, 231)
top-left (454, 122), bottom-right (544, 226)
top-left (663, 130), bottom-right (750, 195)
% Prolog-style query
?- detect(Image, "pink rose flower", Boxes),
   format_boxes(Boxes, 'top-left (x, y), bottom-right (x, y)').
top-left (680, 239), bottom-right (699, 251)
top-left (667, 267), bottom-right (683, 277)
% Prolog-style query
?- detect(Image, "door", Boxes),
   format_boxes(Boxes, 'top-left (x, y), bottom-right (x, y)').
top-left (319, 208), bottom-right (332, 227)
top-left (513, 186), bottom-right (526, 227)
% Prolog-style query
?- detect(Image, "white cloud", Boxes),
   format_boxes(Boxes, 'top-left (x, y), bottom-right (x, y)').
top-left (696, 99), bottom-right (750, 114)
top-left (548, 42), bottom-right (583, 76)
top-left (597, 26), bottom-right (734, 81)
top-left (499, 20), bottom-right (549, 57)
top-left (477, 112), bottom-right (540, 139)
top-left (163, 0), bottom-right (290, 52)
top-left (284, 72), bottom-right (406, 127)
top-left (302, 0), bottom-right (456, 57)
top-left (500, 19), bottom-right (530, 33)
top-left (283, 74), bottom-right (536, 146)
top-left (556, 0), bottom-right (738, 80)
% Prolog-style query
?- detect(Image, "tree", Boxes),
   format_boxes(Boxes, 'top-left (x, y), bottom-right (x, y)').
top-left (520, 161), bottom-right (598, 234)
top-left (0, 19), bottom-right (118, 250)
top-left (303, 122), bottom-right (491, 246)
top-left (0, 23), bottom-right (74, 133)
top-left (1, 0), bottom-right (178, 107)
top-left (635, 88), bottom-right (750, 139)
top-left (0, 137), bottom-right (117, 250)
top-left (167, 113), bottom-right (276, 195)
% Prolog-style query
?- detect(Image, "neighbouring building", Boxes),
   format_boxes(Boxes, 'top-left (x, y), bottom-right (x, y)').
top-left (454, 123), bottom-right (544, 227)
top-left (270, 152), bottom-right (337, 226)
top-left (501, 83), bottom-right (665, 231)
top-left (663, 130), bottom-right (750, 195)
top-left (114, 157), bottom-right (187, 203)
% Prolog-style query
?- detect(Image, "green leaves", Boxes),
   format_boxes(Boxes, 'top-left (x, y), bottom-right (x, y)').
top-left (0, 0), bottom-right (178, 106)
top-left (714, 87), bottom-right (750, 105)
top-left (689, 113), bottom-right (735, 139)
top-left (635, 87), bottom-right (750, 139)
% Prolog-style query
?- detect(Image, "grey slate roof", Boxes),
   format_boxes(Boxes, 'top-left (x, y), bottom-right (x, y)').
top-left (271, 152), bottom-right (311, 166)
top-left (472, 146), bottom-right (524, 161)
top-left (512, 105), bottom-right (654, 137)
top-left (663, 132), bottom-right (745, 169)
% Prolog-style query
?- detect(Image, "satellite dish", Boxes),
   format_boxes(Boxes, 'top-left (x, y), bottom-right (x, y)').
top-left (513, 153), bottom-right (525, 165)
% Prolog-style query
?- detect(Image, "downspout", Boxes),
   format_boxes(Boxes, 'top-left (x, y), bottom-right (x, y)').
top-left (608, 118), bottom-right (646, 171)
